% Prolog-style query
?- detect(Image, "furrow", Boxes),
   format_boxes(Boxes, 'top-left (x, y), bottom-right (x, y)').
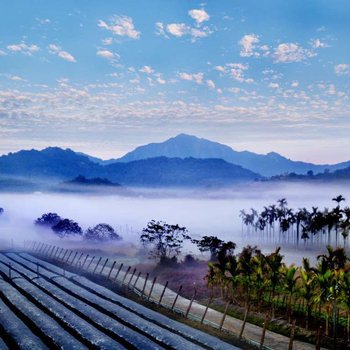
top-left (0, 256), bottom-right (125, 350)
top-left (17, 252), bottom-right (237, 350)
top-left (2, 254), bottom-right (163, 350)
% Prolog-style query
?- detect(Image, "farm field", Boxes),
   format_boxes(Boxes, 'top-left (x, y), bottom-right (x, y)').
top-left (0, 251), bottom-right (238, 350)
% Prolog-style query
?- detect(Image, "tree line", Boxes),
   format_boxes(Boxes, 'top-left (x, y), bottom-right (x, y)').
top-left (239, 195), bottom-right (349, 246)
top-left (205, 241), bottom-right (350, 345)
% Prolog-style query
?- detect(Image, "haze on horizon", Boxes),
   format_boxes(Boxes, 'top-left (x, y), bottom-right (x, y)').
top-left (1, 0), bottom-right (349, 164)
top-left (1, 181), bottom-right (349, 265)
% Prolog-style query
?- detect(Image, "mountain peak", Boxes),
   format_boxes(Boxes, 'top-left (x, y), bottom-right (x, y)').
top-left (116, 134), bottom-right (340, 176)
top-left (266, 151), bottom-right (284, 159)
top-left (172, 133), bottom-right (198, 140)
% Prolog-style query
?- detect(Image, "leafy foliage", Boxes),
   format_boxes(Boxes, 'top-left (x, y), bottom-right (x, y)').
top-left (52, 218), bottom-right (82, 237)
top-left (140, 220), bottom-right (191, 264)
top-left (84, 223), bottom-right (121, 242)
top-left (35, 212), bottom-right (61, 227)
top-left (192, 235), bottom-right (226, 260)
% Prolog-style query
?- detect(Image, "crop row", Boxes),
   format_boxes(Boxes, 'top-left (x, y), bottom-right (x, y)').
top-left (0, 252), bottom-right (236, 350)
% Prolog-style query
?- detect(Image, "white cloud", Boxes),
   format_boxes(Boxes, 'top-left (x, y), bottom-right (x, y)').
top-left (269, 82), bottom-right (279, 89)
top-left (273, 43), bottom-right (315, 63)
top-left (48, 44), bottom-right (76, 62)
top-left (0, 50), bottom-right (7, 56)
top-left (48, 44), bottom-right (59, 51)
top-left (178, 72), bottom-right (204, 84)
top-left (155, 22), bottom-right (168, 38)
top-left (157, 22), bottom-right (211, 42)
top-left (102, 38), bottom-right (113, 45)
top-left (57, 51), bottom-right (76, 62)
top-left (215, 63), bottom-right (253, 84)
top-left (139, 65), bottom-right (154, 74)
top-left (311, 38), bottom-right (328, 49)
top-left (228, 87), bottom-right (241, 94)
top-left (188, 9), bottom-right (210, 25)
top-left (98, 16), bottom-right (140, 39)
top-left (334, 64), bottom-right (349, 76)
top-left (129, 79), bottom-right (140, 84)
top-left (291, 81), bottom-right (299, 88)
top-left (239, 34), bottom-right (260, 57)
top-left (36, 18), bottom-right (51, 25)
top-left (7, 42), bottom-right (40, 56)
top-left (156, 76), bottom-right (166, 85)
top-left (10, 75), bottom-right (25, 81)
top-left (206, 80), bottom-right (215, 89)
top-left (214, 65), bottom-right (225, 72)
top-left (96, 50), bottom-right (117, 60)
top-left (227, 63), bottom-right (248, 70)
top-left (328, 84), bottom-right (336, 95)
top-left (167, 23), bottom-right (188, 37)
top-left (190, 28), bottom-right (210, 40)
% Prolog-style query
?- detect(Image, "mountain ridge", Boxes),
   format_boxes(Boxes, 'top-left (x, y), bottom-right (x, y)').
top-left (1, 134), bottom-right (350, 185)
top-left (0, 148), bottom-right (262, 188)
top-left (115, 134), bottom-right (350, 176)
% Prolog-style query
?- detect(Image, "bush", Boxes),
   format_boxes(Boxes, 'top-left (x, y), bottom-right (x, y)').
top-left (183, 254), bottom-right (197, 266)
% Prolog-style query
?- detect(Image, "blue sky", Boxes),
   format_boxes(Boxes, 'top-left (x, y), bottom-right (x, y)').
top-left (0, 0), bottom-right (349, 164)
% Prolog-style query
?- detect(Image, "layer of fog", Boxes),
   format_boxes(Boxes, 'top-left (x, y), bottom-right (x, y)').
top-left (1, 181), bottom-right (350, 265)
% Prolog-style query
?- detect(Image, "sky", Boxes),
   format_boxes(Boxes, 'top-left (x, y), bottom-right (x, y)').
top-left (0, 0), bottom-right (349, 164)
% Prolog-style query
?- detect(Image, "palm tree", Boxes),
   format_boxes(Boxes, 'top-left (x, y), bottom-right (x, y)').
top-left (239, 209), bottom-right (247, 231)
top-left (211, 241), bottom-right (237, 298)
top-left (283, 264), bottom-right (299, 323)
top-left (277, 198), bottom-right (288, 210)
top-left (295, 208), bottom-right (309, 246)
top-left (238, 245), bottom-right (256, 339)
top-left (225, 254), bottom-right (240, 300)
top-left (340, 207), bottom-right (350, 246)
top-left (341, 271), bottom-right (350, 342)
top-left (300, 258), bottom-right (316, 329)
top-left (268, 204), bottom-right (278, 231)
top-left (251, 250), bottom-right (268, 312)
top-left (332, 195), bottom-right (345, 246)
top-left (317, 245), bottom-right (348, 271)
top-left (317, 245), bottom-right (348, 339)
top-left (265, 247), bottom-right (284, 318)
top-left (332, 195), bottom-right (346, 205)
top-left (314, 266), bottom-right (332, 335)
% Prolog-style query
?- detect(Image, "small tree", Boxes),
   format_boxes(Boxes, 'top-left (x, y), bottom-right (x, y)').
top-left (85, 223), bottom-right (121, 242)
top-left (52, 219), bottom-right (82, 237)
top-left (192, 235), bottom-right (225, 261)
top-left (35, 213), bottom-right (61, 227)
top-left (140, 220), bottom-right (191, 264)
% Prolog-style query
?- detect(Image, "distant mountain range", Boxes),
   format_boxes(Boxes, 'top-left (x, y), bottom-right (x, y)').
top-left (0, 147), bottom-right (100, 180)
top-left (0, 147), bottom-right (261, 188)
top-left (0, 134), bottom-right (349, 189)
top-left (115, 134), bottom-right (350, 177)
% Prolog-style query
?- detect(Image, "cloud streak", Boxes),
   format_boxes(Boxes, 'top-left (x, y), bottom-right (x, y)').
top-left (7, 42), bottom-right (40, 56)
top-left (48, 44), bottom-right (76, 62)
top-left (98, 15), bottom-right (140, 39)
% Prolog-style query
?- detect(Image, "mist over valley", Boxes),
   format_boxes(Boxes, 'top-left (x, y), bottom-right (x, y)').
top-left (1, 181), bottom-right (349, 265)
